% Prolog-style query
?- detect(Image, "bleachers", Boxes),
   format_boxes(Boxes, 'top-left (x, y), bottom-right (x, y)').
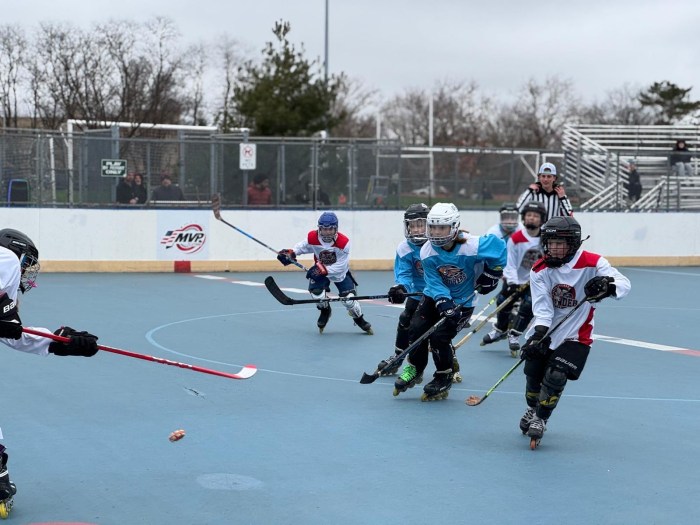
top-left (563, 124), bottom-right (700, 211)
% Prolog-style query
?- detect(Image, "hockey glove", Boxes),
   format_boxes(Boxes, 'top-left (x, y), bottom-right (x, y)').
top-left (504, 283), bottom-right (520, 296)
top-left (276, 249), bottom-right (297, 266)
top-left (387, 284), bottom-right (408, 304)
top-left (584, 276), bottom-right (616, 302)
top-left (476, 266), bottom-right (503, 295)
top-left (520, 325), bottom-right (551, 361)
top-left (0, 321), bottom-right (23, 340)
top-left (305, 262), bottom-right (328, 281)
top-left (49, 326), bottom-right (99, 357)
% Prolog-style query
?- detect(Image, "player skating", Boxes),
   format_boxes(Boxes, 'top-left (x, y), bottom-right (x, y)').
top-left (393, 203), bottom-right (507, 401)
top-left (277, 212), bottom-right (372, 334)
top-left (376, 204), bottom-right (429, 376)
top-left (0, 229), bottom-right (100, 517)
top-left (518, 216), bottom-right (630, 449)
top-left (485, 202), bottom-right (520, 240)
top-left (481, 201), bottom-right (546, 357)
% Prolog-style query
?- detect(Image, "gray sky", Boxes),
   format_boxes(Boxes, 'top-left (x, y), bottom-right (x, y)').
top-left (5, 0), bottom-right (700, 103)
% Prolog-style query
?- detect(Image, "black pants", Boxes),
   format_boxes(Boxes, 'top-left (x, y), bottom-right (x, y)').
top-left (395, 296), bottom-right (420, 350)
top-left (407, 297), bottom-right (473, 374)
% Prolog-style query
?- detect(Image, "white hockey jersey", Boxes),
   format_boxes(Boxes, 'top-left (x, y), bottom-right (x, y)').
top-left (525, 249), bottom-right (631, 348)
top-left (293, 230), bottom-right (351, 283)
top-left (503, 228), bottom-right (542, 286)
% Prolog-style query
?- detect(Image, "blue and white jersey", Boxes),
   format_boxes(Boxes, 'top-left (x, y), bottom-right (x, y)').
top-left (420, 233), bottom-right (507, 307)
top-left (394, 240), bottom-right (425, 294)
top-left (486, 223), bottom-right (518, 241)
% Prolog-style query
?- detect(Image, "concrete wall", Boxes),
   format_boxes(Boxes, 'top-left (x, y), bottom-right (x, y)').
top-left (0, 208), bottom-right (697, 271)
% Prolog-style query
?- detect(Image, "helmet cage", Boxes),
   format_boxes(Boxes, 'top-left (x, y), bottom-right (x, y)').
top-left (500, 210), bottom-right (520, 233)
top-left (541, 230), bottom-right (581, 267)
top-left (19, 253), bottom-right (40, 293)
top-left (426, 203), bottom-right (460, 247)
top-left (403, 203), bottom-right (429, 245)
top-left (317, 212), bottom-right (339, 243)
top-left (0, 229), bottom-right (40, 293)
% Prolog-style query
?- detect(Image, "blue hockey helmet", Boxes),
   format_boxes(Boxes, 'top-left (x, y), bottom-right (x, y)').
top-left (317, 212), bottom-right (339, 243)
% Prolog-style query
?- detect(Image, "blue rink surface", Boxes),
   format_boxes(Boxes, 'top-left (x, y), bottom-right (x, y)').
top-left (5, 267), bottom-right (700, 525)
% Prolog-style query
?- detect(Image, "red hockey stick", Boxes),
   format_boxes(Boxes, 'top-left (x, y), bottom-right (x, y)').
top-left (22, 327), bottom-right (257, 381)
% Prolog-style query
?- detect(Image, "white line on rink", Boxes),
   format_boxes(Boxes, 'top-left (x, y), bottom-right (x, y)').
top-left (194, 274), bottom-right (700, 357)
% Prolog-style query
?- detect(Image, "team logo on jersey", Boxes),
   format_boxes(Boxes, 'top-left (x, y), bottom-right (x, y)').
top-left (521, 247), bottom-right (543, 270)
top-left (551, 284), bottom-right (577, 308)
top-left (414, 259), bottom-right (424, 277)
top-left (318, 250), bottom-right (337, 265)
top-left (437, 264), bottom-right (467, 286)
top-left (160, 224), bottom-right (206, 253)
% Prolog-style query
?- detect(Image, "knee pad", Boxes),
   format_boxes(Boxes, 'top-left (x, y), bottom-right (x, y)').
top-left (398, 309), bottom-right (413, 330)
top-left (539, 367), bottom-right (567, 409)
top-left (310, 289), bottom-right (329, 309)
top-left (339, 290), bottom-right (361, 317)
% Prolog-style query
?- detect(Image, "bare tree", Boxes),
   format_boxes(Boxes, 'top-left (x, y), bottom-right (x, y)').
top-left (0, 25), bottom-right (28, 127)
top-left (181, 43), bottom-right (208, 125)
top-left (212, 35), bottom-right (244, 131)
top-left (579, 84), bottom-right (654, 125)
top-left (490, 76), bottom-right (580, 149)
top-left (328, 74), bottom-right (378, 138)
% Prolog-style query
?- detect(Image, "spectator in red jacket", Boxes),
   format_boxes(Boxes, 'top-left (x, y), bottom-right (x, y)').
top-left (247, 174), bottom-right (272, 205)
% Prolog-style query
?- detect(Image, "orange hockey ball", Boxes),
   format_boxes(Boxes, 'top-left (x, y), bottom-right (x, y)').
top-left (169, 429), bottom-right (186, 442)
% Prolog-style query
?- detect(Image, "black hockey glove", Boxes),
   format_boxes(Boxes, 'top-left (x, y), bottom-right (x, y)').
top-left (520, 325), bottom-right (551, 361)
top-left (584, 276), bottom-right (616, 302)
top-left (276, 249), bottom-right (296, 266)
top-left (0, 321), bottom-right (23, 340)
top-left (476, 266), bottom-right (503, 295)
top-left (504, 283), bottom-right (520, 296)
top-left (388, 284), bottom-right (408, 304)
top-left (305, 262), bottom-right (328, 281)
top-left (49, 326), bottom-right (99, 357)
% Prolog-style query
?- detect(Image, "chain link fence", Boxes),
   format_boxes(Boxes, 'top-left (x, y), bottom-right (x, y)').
top-left (0, 128), bottom-right (563, 210)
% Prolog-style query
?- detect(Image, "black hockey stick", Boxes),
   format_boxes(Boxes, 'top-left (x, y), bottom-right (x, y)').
top-left (465, 293), bottom-right (591, 407)
top-left (455, 282), bottom-right (529, 350)
top-left (359, 290), bottom-right (479, 385)
top-left (264, 276), bottom-right (422, 306)
top-left (211, 193), bottom-right (308, 271)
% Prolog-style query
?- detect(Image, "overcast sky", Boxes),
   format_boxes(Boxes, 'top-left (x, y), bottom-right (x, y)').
top-left (5, 0), bottom-right (700, 104)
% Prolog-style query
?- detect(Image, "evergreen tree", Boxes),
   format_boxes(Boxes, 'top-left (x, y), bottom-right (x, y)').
top-left (227, 21), bottom-right (344, 136)
top-left (638, 81), bottom-right (700, 124)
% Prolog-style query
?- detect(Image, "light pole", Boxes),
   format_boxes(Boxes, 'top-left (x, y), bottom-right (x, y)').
top-left (324, 0), bottom-right (329, 83)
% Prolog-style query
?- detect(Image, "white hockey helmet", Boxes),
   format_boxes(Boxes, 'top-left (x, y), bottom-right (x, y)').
top-left (426, 202), bottom-right (460, 247)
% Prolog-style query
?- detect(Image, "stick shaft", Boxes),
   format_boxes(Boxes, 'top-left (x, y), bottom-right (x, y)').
top-left (23, 327), bottom-right (256, 380)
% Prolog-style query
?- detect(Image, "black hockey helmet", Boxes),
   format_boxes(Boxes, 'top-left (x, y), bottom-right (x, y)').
top-left (540, 216), bottom-right (581, 268)
top-left (520, 200), bottom-right (547, 223)
top-left (499, 202), bottom-right (519, 233)
top-left (0, 228), bottom-right (40, 293)
top-left (404, 203), bottom-right (429, 245)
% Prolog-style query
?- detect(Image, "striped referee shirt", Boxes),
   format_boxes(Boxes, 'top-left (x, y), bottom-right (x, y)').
top-left (516, 183), bottom-right (573, 221)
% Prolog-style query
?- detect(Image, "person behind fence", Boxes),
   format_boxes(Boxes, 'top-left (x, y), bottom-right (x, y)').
top-left (516, 162), bottom-right (573, 221)
top-left (151, 173), bottom-right (185, 201)
top-left (625, 159), bottom-right (642, 202)
top-left (247, 173), bottom-right (272, 205)
top-left (133, 173), bottom-right (148, 204)
top-left (116, 171), bottom-right (136, 204)
top-left (669, 139), bottom-right (693, 178)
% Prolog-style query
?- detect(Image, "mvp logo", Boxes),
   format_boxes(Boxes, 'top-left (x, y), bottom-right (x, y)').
top-left (161, 224), bottom-right (206, 253)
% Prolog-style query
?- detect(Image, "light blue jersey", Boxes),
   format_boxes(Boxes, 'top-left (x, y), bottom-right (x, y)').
top-left (394, 240), bottom-right (425, 294)
top-left (421, 233), bottom-right (507, 307)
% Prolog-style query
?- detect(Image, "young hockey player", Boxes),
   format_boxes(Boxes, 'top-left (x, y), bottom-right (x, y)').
top-left (518, 216), bottom-right (630, 449)
top-left (486, 202), bottom-right (520, 240)
top-left (481, 201), bottom-right (546, 357)
top-left (277, 212), bottom-right (372, 334)
top-left (374, 203), bottom-right (462, 378)
top-left (0, 228), bottom-right (100, 517)
top-left (393, 203), bottom-right (507, 401)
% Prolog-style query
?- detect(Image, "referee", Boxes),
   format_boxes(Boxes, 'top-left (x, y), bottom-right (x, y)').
top-left (516, 162), bottom-right (573, 221)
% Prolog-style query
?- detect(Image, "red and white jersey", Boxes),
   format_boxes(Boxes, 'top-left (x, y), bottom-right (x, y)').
top-left (293, 231), bottom-right (351, 282)
top-left (503, 229), bottom-right (542, 285)
top-left (0, 246), bottom-right (51, 356)
top-left (525, 249), bottom-right (631, 348)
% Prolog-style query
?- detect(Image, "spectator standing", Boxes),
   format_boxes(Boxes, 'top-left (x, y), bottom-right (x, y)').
top-left (669, 139), bottom-right (693, 178)
top-left (516, 162), bottom-right (573, 221)
top-left (116, 172), bottom-right (136, 204)
top-left (151, 174), bottom-right (185, 201)
top-left (247, 174), bottom-right (272, 205)
top-left (625, 160), bottom-right (642, 202)
top-left (133, 173), bottom-right (148, 204)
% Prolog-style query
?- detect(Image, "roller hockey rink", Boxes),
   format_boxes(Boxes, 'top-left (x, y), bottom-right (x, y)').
top-left (5, 268), bottom-right (700, 524)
